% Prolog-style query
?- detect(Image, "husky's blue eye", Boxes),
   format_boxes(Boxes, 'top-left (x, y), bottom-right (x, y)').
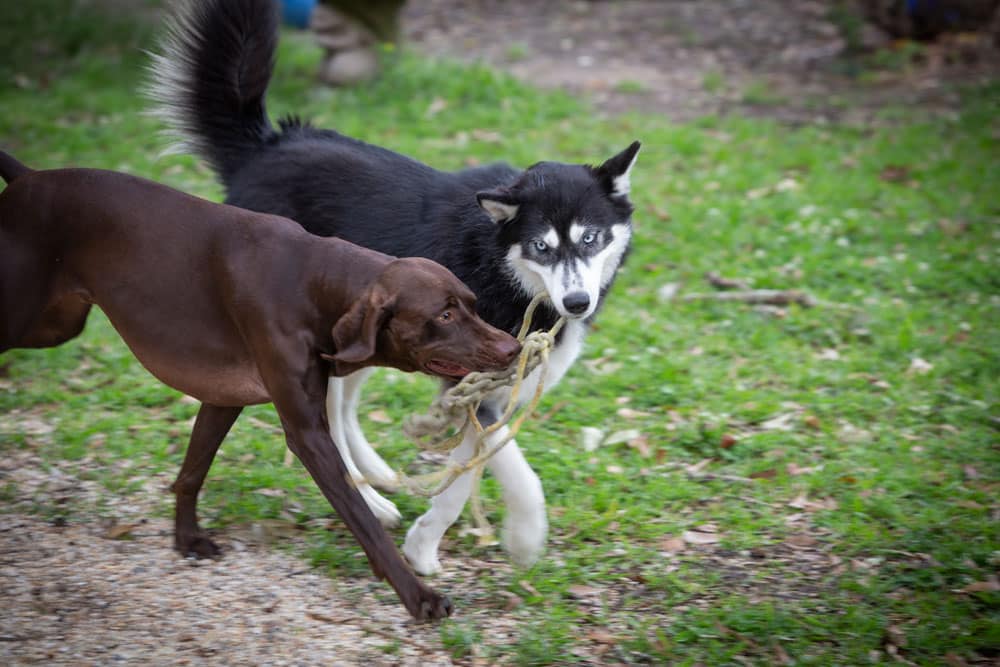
top-left (533, 240), bottom-right (548, 252)
top-left (582, 231), bottom-right (597, 245)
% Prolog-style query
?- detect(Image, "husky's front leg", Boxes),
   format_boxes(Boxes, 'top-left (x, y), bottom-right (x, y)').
top-left (403, 408), bottom-right (547, 574)
top-left (486, 433), bottom-right (547, 567)
top-left (326, 376), bottom-right (401, 527)
top-left (341, 367), bottom-right (400, 489)
top-left (402, 429), bottom-right (477, 575)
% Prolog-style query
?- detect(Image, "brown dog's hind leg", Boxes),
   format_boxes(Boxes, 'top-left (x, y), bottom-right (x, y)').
top-left (172, 404), bottom-right (243, 558)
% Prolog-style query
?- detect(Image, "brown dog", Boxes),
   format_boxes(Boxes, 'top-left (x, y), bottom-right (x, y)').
top-left (0, 152), bottom-right (521, 620)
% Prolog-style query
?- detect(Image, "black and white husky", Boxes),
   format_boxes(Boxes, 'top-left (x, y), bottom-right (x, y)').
top-left (148, 0), bottom-right (639, 574)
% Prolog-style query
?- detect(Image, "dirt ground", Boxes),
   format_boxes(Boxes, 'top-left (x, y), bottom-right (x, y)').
top-left (404, 0), bottom-right (999, 122)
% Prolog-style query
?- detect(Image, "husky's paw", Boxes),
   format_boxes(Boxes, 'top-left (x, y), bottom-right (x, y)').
top-left (360, 485), bottom-right (402, 528)
top-left (502, 507), bottom-right (548, 568)
top-left (403, 524), bottom-right (443, 575)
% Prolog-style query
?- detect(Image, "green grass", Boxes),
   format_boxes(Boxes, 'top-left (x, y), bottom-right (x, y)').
top-left (615, 79), bottom-right (647, 95)
top-left (2, 1), bottom-right (999, 664)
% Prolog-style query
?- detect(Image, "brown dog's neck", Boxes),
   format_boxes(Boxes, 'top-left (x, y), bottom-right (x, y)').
top-left (305, 235), bottom-right (393, 329)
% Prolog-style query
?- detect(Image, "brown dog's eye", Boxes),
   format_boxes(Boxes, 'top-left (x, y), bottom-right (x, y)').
top-left (438, 310), bottom-right (453, 323)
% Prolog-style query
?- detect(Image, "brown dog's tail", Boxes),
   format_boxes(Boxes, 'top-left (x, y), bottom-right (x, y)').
top-left (0, 151), bottom-right (31, 184)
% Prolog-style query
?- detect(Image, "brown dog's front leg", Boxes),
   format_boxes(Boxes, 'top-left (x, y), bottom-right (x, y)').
top-left (264, 363), bottom-right (451, 620)
top-left (171, 403), bottom-right (243, 558)
top-left (288, 421), bottom-right (452, 619)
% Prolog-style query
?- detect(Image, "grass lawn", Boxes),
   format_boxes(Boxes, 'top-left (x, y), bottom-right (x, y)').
top-left (1, 1), bottom-right (997, 664)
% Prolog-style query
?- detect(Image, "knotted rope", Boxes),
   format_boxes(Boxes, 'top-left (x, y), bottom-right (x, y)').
top-left (392, 292), bottom-right (565, 543)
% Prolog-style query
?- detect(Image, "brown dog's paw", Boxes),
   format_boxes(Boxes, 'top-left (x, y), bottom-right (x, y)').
top-left (415, 590), bottom-right (453, 621)
top-left (175, 532), bottom-right (222, 559)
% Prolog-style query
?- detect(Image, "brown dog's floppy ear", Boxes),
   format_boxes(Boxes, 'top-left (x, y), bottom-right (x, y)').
top-left (322, 288), bottom-right (395, 375)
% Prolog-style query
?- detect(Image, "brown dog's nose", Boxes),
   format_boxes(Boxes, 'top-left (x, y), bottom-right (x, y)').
top-left (496, 336), bottom-right (521, 365)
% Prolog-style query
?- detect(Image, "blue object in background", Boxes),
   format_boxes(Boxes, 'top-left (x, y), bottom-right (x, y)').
top-left (281, 0), bottom-right (317, 29)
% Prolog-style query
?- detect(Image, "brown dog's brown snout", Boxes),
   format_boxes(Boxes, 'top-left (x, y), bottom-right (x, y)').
top-left (493, 333), bottom-right (521, 366)
top-left (473, 324), bottom-right (521, 369)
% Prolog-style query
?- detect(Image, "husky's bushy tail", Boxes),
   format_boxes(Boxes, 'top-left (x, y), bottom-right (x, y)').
top-left (146, 0), bottom-right (279, 185)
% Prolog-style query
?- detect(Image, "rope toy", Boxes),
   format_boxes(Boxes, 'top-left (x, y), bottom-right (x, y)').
top-left (387, 292), bottom-right (565, 544)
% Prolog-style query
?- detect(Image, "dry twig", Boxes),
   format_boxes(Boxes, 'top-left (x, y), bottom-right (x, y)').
top-left (682, 289), bottom-right (817, 308)
top-left (704, 271), bottom-right (750, 290)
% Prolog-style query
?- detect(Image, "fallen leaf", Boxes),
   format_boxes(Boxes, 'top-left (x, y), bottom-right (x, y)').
top-left (586, 629), bottom-right (618, 644)
top-left (651, 206), bottom-right (671, 222)
top-left (104, 523), bottom-right (138, 540)
top-left (786, 534), bottom-right (818, 548)
top-left (789, 492), bottom-right (838, 512)
top-left (367, 409), bottom-right (392, 424)
top-left (720, 433), bottom-right (738, 449)
top-left (605, 429), bottom-right (641, 445)
top-left (879, 165), bottom-right (910, 182)
top-left (617, 407), bottom-right (651, 419)
top-left (957, 577), bottom-right (1000, 594)
top-left (962, 465), bottom-right (981, 480)
top-left (908, 357), bottom-right (933, 374)
top-left (749, 468), bottom-right (777, 480)
top-left (425, 97), bottom-right (448, 116)
top-left (682, 529), bottom-right (720, 545)
top-left (583, 357), bottom-right (622, 375)
top-left (838, 422), bottom-right (872, 444)
top-left (627, 433), bottom-right (652, 458)
top-left (470, 128), bottom-right (503, 143)
top-left (567, 584), bottom-right (601, 598)
top-left (760, 413), bottom-right (797, 431)
top-left (254, 487), bottom-right (286, 497)
top-left (605, 465), bottom-right (625, 474)
top-left (803, 414), bottom-right (821, 429)
top-left (306, 611), bottom-right (350, 624)
top-left (660, 535), bottom-right (686, 553)
top-left (883, 624), bottom-right (908, 648)
top-left (499, 591), bottom-right (522, 611)
top-left (772, 640), bottom-right (793, 666)
top-left (657, 282), bottom-right (681, 302)
top-left (518, 580), bottom-right (541, 597)
top-left (684, 458), bottom-right (713, 475)
top-left (579, 427), bottom-right (605, 452)
top-left (775, 177), bottom-right (799, 192)
top-left (944, 652), bottom-right (969, 667)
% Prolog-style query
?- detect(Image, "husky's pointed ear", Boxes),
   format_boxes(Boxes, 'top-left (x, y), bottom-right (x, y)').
top-left (476, 189), bottom-right (520, 224)
top-left (322, 286), bottom-right (395, 375)
top-left (595, 141), bottom-right (641, 198)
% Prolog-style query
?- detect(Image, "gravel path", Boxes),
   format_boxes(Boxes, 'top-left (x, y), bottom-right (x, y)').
top-left (0, 448), bottom-right (519, 666)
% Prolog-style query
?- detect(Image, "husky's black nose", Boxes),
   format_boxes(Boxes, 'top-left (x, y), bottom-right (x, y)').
top-left (563, 291), bottom-right (591, 315)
